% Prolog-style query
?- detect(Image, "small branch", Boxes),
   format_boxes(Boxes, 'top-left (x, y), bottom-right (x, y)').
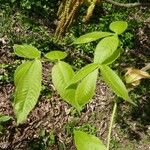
top-left (105, 0), bottom-right (150, 7)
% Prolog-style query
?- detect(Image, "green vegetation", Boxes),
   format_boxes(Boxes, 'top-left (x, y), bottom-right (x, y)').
top-left (9, 21), bottom-right (136, 149)
top-left (0, 114), bottom-right (12, 134)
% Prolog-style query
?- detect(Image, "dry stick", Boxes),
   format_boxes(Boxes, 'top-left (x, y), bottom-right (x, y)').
top-left (83, 2), bottom-right (96, 22)
top-left (56, 0), bottom-right (84, 37)
top-left (57, 0), bottom-right (67, 16)
top-left (56, 0), bottom-right (75, 37)
top-left (66, 0), bottom-right (83, 31)
top-left (56, 0), bottom-right (150, 37)
top-left (55, 0), bottom-right (69, 36)
top-left (60, 0), bottom-right (80, 36)
top-left (65, 0), bottom-right (73, 19)
top-left (63, 0), bottom-right (76, 26)
top-left (105, 0), bottom-right (150, 7)
top-left (64, 0), bottom-right (80, 31)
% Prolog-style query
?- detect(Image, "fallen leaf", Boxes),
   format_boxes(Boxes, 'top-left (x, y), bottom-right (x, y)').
top-left (125, 67), bottom-right (150, 86)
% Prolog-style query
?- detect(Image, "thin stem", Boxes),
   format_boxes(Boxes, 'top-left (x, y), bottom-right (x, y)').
top-left (106, 101), bottom-right (117, 150)
top-left (105, 0), bottom-right (150, 7)
top-left (141, 63), bottom-right (150, 71)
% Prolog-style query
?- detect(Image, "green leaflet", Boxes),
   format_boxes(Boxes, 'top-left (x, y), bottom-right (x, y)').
top-left (94, 35), bottom-right (119, 64)
top-left (13, 44), bottom-right (41, 59)
top-left (74, 32), bottom-right (113, 44)
top-left (99, 65), bottom-right (134, 104)
top-left (0, 114), bottom-right (12, 122)
top-left (14, 61), bottom-right (33, 86)
top-left (109, 21), bottom-right (128, 35)
top-left (74, 130), bottom-right (106, 150)
top-left (52, 61), bottom-right (81, 111)
top-left (68, 63), bottom-right (99, 87)
top-left (75, 69), bottom-right (98, 106)
top-left (102, 48), bottom-right (123, 65)
top-left (14, 59), bottom-right (42, 125)
top-left (45, 51), bottom-right (67, 61)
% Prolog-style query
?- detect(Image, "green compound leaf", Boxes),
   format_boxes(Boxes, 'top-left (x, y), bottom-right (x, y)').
top-left (52, 61), bottom-right (81, 111)
top-left (74, 32), bottom-right (113, 44)
top-left (94, 35), bottom-right (119, 64)
top-left (99, 65), bottom-right (134, 105)
top-left (13, 44), bottom-right (41, 59)
top-left (68, 63), bottom-right (99, 86)
top-left (45, 51), bottom-right (67, 61)
top-left (109, 21), bottom-right (128, 35)
top-left (74, 130), bottom-right (106, 150)
top-left (75, 69), bottom-right (98, 107)
top-left (14, 59), bottom-right (42, 125)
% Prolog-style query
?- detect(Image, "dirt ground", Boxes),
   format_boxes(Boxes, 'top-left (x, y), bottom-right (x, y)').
top-left (0, 4), bottom-right (150, 150)
top-left (0, 49), bottom-right (150, 149)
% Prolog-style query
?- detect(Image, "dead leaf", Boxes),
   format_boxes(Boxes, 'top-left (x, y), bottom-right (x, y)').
top-left (125, 66), bottom-right (150, 87)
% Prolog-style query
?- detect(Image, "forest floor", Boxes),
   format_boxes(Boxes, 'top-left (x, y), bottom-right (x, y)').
top-left (0, 1), bottom-right (150, 150)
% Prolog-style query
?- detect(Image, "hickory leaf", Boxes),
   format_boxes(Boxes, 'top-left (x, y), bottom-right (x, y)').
top-left (94, 35), bottom-right (119, 64)
top-left (45, 51), bottom-right (67, 61)
top-left (100, 65), bottom-right (134, 104)
top-left (14, 59), bottom-right (42, 125)
top-left (125, 67), bottom-right (150, 86)
top-left (109, 21), bottom-right (128, 34)
top-left (13, 44), bottom-right (41, 59)
top-left (68, 63), bottom-right (99, 87)
top-left (74, 130), bottom-right (106, 150)
top-left (52, 61), bottom-right (81, 111)
top-left (74, 32), bottom-right (113, 44)
top-left (75, 69), bottom-right (98, 107)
